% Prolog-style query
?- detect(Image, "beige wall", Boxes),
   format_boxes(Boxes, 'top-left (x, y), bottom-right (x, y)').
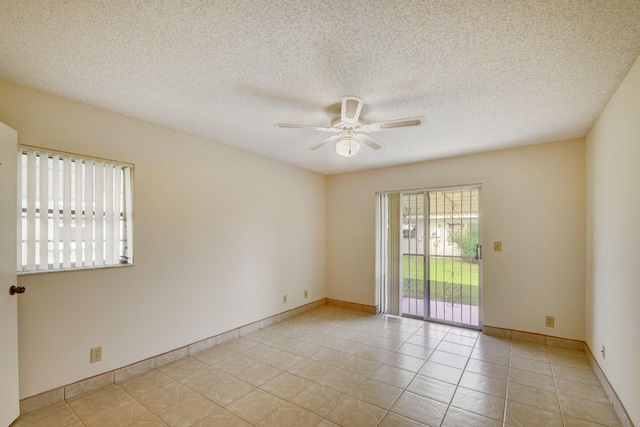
top-left (0, 80), bottom-right (326, 399)
top-left (586, 55), bottom-right (640, 424)
top-left (326, 139), bottom-right (586, 340)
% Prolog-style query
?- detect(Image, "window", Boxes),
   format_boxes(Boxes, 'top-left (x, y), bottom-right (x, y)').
top-left (18, 146), bottom-right (134, 273)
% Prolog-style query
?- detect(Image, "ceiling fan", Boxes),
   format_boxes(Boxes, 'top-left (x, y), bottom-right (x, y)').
top-left (275, 96), bottom-right (425, 158)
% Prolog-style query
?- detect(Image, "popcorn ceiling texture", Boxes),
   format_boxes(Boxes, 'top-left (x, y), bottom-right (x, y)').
top-left (1, 1), bottom-right (639, 174)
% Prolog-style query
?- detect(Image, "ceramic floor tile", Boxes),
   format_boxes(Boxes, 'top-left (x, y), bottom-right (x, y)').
top-left (506, 382), bottom-right (560, 413)
top-left (406, 334), bottom-right (442, 349)
top-left (66, 384), bottom-right (132, 418)
top-left (427, 349), bottom-right (469, 369)
top-left (504, 400), bottom-right (563, 427)
top-left (507, 367), bottom-right (556, 392)
top-left (354, 346), bottom-right (394, 363)
top-left (214, 354), bottom-right (255, 374)
top-left (406, 374), bottom-right (457, 404)
top-left (225, 388), bottom-right (285, 424)
top-left (338, 355), bottom-right (380, 376)
top-left (379, 411), bottom-right (429, 427)
top-left (390, 391), bottom-right (449, 426)
top-left (315, 367), bottom-right (366, 393)
top-left (450, 386), bottom-right (505, 421)
top-left (368, 336), bottom-right (404, 351)
top-left (129, 414), bottom-right (170, 426)
top-left (509, 355), bottom-right (552, 376)
top-left (442, 406), bottom-right (503, 427)
top-left (118, 370), bottom-right (174, 397)
top-left (82, 399), bottom-right (151, 427)
top-left (286, 358), bottom-right (332, 381)
top-left (155, 394), bottom-right (219, 427)
top-left (290, 383), bottom-right (346, 417)
top-left (470, 347), bottom-right (510, 366)
top-left (562, 415), bottom-right (621, 427)
top-left (326, 396), bottom-right (388, 427)
top-left (459, 371), bottom-right (507, 398)
top-left (191, 346), bottom-right (235, 365)
top-left (437, 341), bottom-right (473, 357)
top-left (442, 333), bottom-right (478, 347)
top-left (466, 358), bottom-right (509, 380)
top-left (369, 364), bottom-right (416, 388)
top-left (241, 343), bottom-right (282, 361)
top-left (418, 360), bottom-right (464, 384)
top-left (135, 381), bottom-right (197, 413)
top-left (255, 402), bottom-right (322, 427)
top-left (552, 365), bottom-right (601, 386)
top-left (259, 372), bottom-right (312, 400)
top-left (196, 376), bottom-right (255, 406)
top-left (384, 352), bottom-right (426, 372)
top-left (308, 348), bottom-right (350, 366)
top-left (554, 377), bottom-right (610, 405)
top-left (234, 362), bottom-right (282, 387)
top-left (243, 330), bottom-right (278, 344)
top-left (192, 409), bottom-right (252, 427)
top-left (262, 351), bottom-right (305, 370)
top-left (11, 402), bottom-right (79, 426)
top-left (219, 337), bottom-right (259, 353)
top-left (558, 395), bottom-right (621, 426)
top-left (265, 335), bottom-right (298, 351)
top-left (286, 341), bottom-right (322, 357)
top-left (15, 306), bottom-right (623, 427)
top-left (349, 379), bottom-right (404, 410)
top-left (156, 357), bottom-right (209, 380)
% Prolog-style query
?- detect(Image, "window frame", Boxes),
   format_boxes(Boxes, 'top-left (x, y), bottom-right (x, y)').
top-left (17, 145), bottom-right (134, 274)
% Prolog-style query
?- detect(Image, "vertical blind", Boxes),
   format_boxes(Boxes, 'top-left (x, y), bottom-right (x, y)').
top-left (375, 192), bottom-right (402, 316)
top-left (18, 147), bottom-right (133, 272)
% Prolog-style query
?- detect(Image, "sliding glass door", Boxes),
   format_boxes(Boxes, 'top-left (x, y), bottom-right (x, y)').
top-left (378, 186), bottom-right (482, 328)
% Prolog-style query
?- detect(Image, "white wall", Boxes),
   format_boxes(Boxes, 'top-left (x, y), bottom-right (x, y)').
top-left (0, 80), bottom-right (326, 399)
top-left (326, 139), bottom-right (586, 340)
top-left (586, 55), bottom-right (640, 424)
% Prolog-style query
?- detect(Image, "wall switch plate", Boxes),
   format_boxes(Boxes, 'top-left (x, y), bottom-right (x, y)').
top-left (545, 316), bottom-right (555, 328)
top-left (493, 241), bottom-right (502, 251)
top-left (90, 346), bottom-right (102, 363)
top-left (304, 290), bottom-right (308, 298)
top-left (283, 295), bottom-right (287, 303)
top-left (601, 345), bottom-right (606, 359)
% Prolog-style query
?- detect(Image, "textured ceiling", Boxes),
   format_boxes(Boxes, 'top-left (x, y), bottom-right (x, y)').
top-left (1, 1), bottom-right (640, 174)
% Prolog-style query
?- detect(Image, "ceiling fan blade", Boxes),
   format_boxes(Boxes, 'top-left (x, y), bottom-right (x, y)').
top-left (308, 134), bottom-right (340, 150)
top-left (362, 116), bottom-right (425, 132)
top-left (355, 134), bottom-right (383, 150)
top-left (275, 123), bottom-right (337, 132)
top-left (341, 96), bottom-right (364, 125)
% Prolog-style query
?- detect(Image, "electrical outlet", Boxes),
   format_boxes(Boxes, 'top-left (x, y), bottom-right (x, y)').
top-left (90, 346), bottom-right (102, 363)
top-left (601, 345), bottom-right (606, 359)
top-left (493, 241), bottom-right (502, 251)
top-left (545, 316), bottom-right (555, 328)
top-left (304, 290), bottom-right (308, 298)
top-left (283, 295), bottom-right (287, 303)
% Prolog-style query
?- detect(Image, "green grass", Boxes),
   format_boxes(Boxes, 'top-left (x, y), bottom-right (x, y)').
top-left (403, 256), bottom-right (479, 305)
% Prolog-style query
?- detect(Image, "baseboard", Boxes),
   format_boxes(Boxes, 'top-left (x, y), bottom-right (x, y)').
top-left (19, 298), bottom-right (328, 415)
top-left (482, 325), bottom-right (585, 350)
top-left (584, 343), bottom-right (635, 427)
top-left (483, 325), bottom-right (634, 427)
top-left (325, 298), bottom-right (377, 313)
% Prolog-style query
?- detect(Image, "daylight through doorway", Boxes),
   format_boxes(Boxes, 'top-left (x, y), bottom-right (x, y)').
top-left (377, 186), bottom-right (482, 329)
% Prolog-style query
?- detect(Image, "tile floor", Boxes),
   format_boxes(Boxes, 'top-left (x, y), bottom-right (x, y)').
top-left (11, 305), bottom-right (622, 427)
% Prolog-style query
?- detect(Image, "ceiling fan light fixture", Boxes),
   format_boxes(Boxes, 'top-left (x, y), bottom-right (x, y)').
top-left (335, 136), bottom-right (360, 158)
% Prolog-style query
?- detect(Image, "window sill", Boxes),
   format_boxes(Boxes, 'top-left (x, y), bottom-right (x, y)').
top-left (18, 263), bottom-right (134, 276)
